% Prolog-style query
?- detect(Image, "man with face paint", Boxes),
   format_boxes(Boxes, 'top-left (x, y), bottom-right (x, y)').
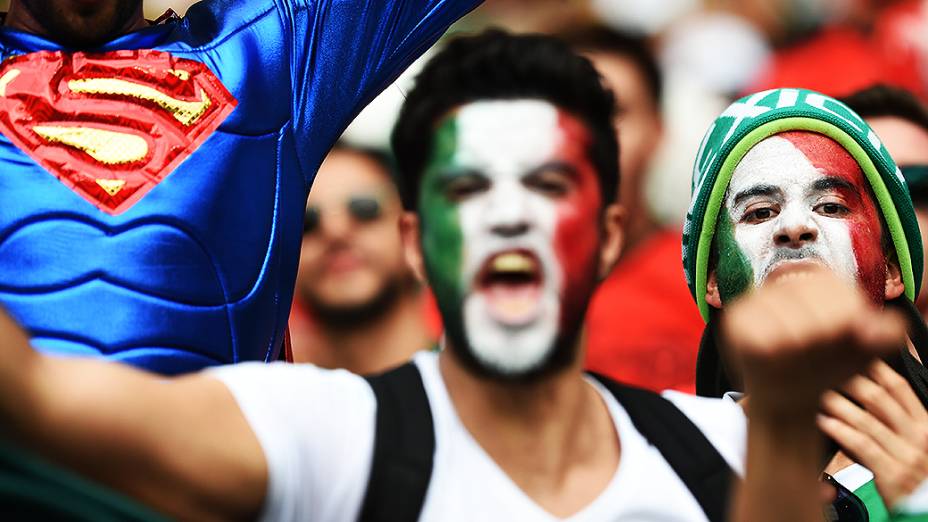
top-left (0, 31), bottom-right (764, 521)
top-left (0, 0), bottom-right (481, 374)
top-left (684, 87), bottom-right (928, 520)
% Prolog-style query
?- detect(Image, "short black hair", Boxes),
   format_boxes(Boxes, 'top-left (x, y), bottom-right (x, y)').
top-left (391, 29), bottom-right (619, 211)
top-left (559, 25), bottom-right (663, 111)
top-left (839, 84), bottom-right (928, 134)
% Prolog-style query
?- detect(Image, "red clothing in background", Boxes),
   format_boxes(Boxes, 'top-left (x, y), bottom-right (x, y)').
top-left (749, 2), bottom-right (927, 100)
top-left (584, 229), bottom-right (704, 393)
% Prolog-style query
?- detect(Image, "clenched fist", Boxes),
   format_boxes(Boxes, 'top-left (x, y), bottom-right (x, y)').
top-left (721, 265), bottom-right (906, 419)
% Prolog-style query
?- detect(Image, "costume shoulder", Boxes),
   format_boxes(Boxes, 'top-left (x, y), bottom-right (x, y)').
top-left (283, 0), bottom-right (483, 184)
top-left (168, 0), bottom-right (481, 186)
top-left (210, 362), bottom-right (377, 522)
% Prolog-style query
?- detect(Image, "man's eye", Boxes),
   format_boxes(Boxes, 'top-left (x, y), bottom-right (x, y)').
top-left (444, 176), bottom-right (488, 201)
top-left (744, 207), bottom-right (777, 223)
top-left (816, 202), bottom-right (849, 216)
top-left (525, 172), bottom-right (570, 197)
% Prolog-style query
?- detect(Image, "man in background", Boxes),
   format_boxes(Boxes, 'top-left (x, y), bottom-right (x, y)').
top-left (841, 85), bottom-right (928, 321)
top-left (289, 144), bottom-right (434, 374)
top-left (564, 26), bottom-right (704, 392)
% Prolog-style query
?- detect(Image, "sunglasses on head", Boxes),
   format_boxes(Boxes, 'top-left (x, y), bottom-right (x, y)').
top-left (303, 196), bottom-right (383, 234)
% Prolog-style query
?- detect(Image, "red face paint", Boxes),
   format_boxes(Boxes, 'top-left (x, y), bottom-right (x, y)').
top-left (779, 131), bottom-right (886, 302)
top-left (552, 113), bottom-right (605, 327)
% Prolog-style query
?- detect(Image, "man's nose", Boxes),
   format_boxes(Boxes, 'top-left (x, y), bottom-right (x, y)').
top-left (486, 182), bottom-right (532, 238)
top-left (774, 212), bottom-right (818, 248)
top-left (318, 209), bottom-right (353, 240)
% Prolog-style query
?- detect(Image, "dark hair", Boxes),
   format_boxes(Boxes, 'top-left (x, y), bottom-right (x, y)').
top-left (391, 29), bottom-right (619, 211)
top-left (839, 84), bottom-right (928, 134)
top-left (559, 25), bottom-right (663, 111)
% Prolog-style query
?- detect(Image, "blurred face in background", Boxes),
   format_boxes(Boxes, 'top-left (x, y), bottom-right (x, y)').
top-left (866, 116), bottom-right (928, 312)
top-left (585, 51), bottom-right (662, 236)
top-left (297, 148), bottom-right (413, 325)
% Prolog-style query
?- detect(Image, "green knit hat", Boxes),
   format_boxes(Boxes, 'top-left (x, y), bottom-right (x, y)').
top-left (682, 88), bottom-right (923, 321)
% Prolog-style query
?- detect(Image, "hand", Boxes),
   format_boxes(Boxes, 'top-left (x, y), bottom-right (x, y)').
top-left (722, 266), bottom-right (905, 419)
top-left (819, 360), bottom-right (928, 507)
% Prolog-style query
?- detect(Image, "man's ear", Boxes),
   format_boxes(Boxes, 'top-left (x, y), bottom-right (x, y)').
top-left (706, 270), bottom-right (723, 309)
top-left (399, 212), bottom-right (427, 283)
top-left (884, 258), bottom-right (905, 300)
top-left (597, 203), bottom-right (625, 279)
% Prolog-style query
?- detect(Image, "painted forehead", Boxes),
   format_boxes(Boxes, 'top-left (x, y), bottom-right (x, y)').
top-left (440, 99), bottom-right (591, 173)
top-left (727, 131), bottom-right (867, 203)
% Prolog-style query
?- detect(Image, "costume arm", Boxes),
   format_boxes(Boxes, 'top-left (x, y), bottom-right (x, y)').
top-left (284, 0), bottom-right (483, 184)
top-left (0, 310), bottom-right (266, 521)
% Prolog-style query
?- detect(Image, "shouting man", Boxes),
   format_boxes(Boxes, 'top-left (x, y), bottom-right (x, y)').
top-left (0, 0), bottom-right (480, 374)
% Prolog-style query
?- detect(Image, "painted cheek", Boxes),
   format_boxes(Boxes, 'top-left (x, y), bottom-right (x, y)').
top-left (551, 116), bottom-right (603, 326)
top-left (847, 198), bottom-right (885, 302)
top-left (552, 168), bottom-right (601, 326)
top-left (419, 120), bottom-right (466, 312)
top-left (715, 210), bottom-right (755, 302)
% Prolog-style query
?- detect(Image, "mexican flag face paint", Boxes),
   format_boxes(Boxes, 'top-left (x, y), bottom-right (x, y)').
top-left (419, 100), bottom-right (603, 377)
top-left (713, 131), bottom-right (886, 303)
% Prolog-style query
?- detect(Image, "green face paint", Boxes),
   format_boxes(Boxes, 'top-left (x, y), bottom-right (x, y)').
top-left (418, 116), bottom-right (466, 334)
top-left (713, 209), bottom-right (754, 303)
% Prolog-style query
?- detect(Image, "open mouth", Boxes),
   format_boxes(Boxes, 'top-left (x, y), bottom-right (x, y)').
top-left (476, 250), bottom-right (543, 326)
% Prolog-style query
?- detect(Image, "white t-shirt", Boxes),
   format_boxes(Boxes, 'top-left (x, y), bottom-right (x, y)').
top-left (211, 352), bottom-right (747, 521)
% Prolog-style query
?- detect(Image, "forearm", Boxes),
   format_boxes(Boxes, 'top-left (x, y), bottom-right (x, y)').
top-left (736, 408), bottom-right (823, 522)
top-left (0, 326), bottom-right (265, 519)
top-left (0, 308), bottom-right (44, 430)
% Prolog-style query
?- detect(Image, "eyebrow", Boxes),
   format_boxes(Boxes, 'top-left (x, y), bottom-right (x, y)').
top-left (525, 161), bottom-right (579, 179)
top-left (436, 166), bottom-right (484, 182)
top-left (732, 184), bottom-right (779, 206)
top-left (810, 176), bottom-right (858, 194)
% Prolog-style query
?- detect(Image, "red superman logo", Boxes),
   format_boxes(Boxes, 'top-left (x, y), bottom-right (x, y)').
top-left (0, 49), bottom-right (237, 215)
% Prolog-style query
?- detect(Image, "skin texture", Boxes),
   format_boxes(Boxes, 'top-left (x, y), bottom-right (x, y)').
top-left (584, 51), bottom-right (662, 253)
top-left (419, 99), bottom-right (604, 379)
top-left (5, 0), bottom-right (147, 48)
top-left (710, 132), bottom-right (887, 305)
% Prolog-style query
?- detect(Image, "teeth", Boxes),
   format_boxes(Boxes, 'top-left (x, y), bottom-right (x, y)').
top-left (492, 253), bottom-right (534, 273)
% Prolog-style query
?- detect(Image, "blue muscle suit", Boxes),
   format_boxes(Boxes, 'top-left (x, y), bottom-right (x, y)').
top-left (0, 0), bottom-right (480, 374)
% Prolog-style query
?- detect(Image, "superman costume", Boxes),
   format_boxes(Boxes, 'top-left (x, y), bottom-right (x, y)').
top-left (0, 0), bottom-right (480, 374)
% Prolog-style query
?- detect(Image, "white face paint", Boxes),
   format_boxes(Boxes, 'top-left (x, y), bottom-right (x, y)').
top-left (452, 100), bottom-right (567, 374)
top-left (725, 136), bottom-right (859, 286)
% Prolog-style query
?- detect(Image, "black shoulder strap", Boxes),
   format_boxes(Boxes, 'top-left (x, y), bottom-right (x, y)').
top-left (590, 373), bottom-right (733, 522)
top-left (359, 363), bottom-right (435, 522)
